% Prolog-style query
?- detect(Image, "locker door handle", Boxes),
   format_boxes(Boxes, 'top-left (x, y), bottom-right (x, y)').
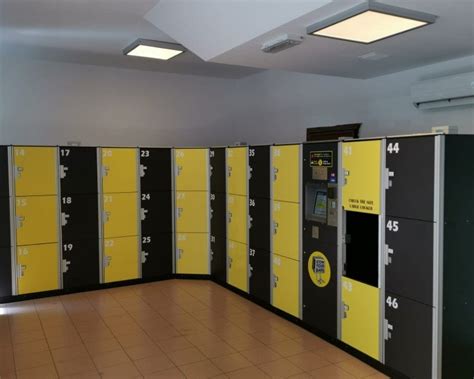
top-left (61, 213), bottom-right (70, 226)
top-left (104, 256), bottom-right (112, 267)
top-left (62, 259), bottom-right (71, 273)
top-left (141, 251), bottom-right (149, 264)
top-left (384, 244), bottom-right (394, 266)
top-left (16, 216), bottom-right (25, 229)
top-left (273, 275), bottom-right (278, 288)
top-left (177, 208), bottom-right (183, 218)
top-left (384, 319), bottom-right (394, 340)
top-left (60, 165), bottom-right (69, 179)
top-left (141, 208), bottom-right (148, 221)
top-left (273, 167), bottom-right (278, 181)
top-left (140, 164), bottom-right (147, 178)
top-left (15, 166), bottom-right (24, 178)
top-left (342, 302), bottom-right (349, 319)
top-left (103, 211), bottom-right (111, 223)
top-left (273, 221), bottom-right (279, 235)
top-left (102, 166), bottom-right (110, 177)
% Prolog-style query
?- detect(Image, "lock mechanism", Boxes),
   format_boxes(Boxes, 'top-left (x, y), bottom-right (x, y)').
top-left (62, 259), bottom-right (71, 273)
top-left (60, 165), bottom-right (69, 179)
top-left (141, 251), bottom-right (149, 264)
top-left (384, 244), bottom-right (394, 266)
top-left (140, 164), bottom-right (147, 178)
top-left (141, 208), bottom-right (148, 221)
top-left (61, 213), bottom-right (70, 226)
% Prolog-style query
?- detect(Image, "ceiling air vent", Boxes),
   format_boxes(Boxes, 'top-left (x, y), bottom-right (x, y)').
top-left (261, 34), bottom-right (304, 54)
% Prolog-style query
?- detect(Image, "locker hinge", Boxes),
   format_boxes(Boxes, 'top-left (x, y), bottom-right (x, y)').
top-left (15, 166), bottom-right (24, 178)
top-left (141, 251), bottom-right (149, 264)
top-left (104, 256), bottom-right (112, 267)
top-left (16, 216), bottom-right (25, 229)
top-left (384, 168), bottom-right (395, 190)
top-left (141, 208), bottom-right (148, 221)
top-left (384, 319), bottom-right (393, 340)
top-left (61, 213), bottom-right (70, 226)
top-left (60, 165), bottom-right (69, 179)
top-left (384, 244), bottom-right (394, 266)
top-left (62, 259), bottom-right (71, 273)
top-left (140, 164), bottom-right (147, 178)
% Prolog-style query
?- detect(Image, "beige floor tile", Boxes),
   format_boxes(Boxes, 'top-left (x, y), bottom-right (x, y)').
top-left (167, 347), bottom-right (207, 366)
top-left (16, 363), bottom-right (58, 379)
top-left (240, 346), bottom-right (282, 365)
top-left (13, 339), bottom-right (49, 355)
top-left (292, 335), bottom-right (332, 351)
top-left (134, 353), bottom-right (175, 375)
top-left (364, 373), bottom-right (390, 379)
top-left (309, 365), bottom-right (356, 378)
top-left (51, 344), bottom-right (90, 364)
top-left (11, 330), bottom-right (45, 345)
top-left (253, 330), bottom-right (291, 345)
top-left (59, 370), bottom-right (101, 378)
top-left (143, 367), bottom-right (186, 378)
top-left (97, 361), bottom-right (142, 378)
top-left (335, 359), bottom-right (378, 378)
top-left (124, 342), bottom-right (162, 361)
top-left (227, 365), bottom-right (269, 378)
top-left (211, 353), bottom-right (252, 373)
top-left (288, 374), bottom-right (313, 379)
top-left (54, 357), bottom-right (97, 377)
top-left (287, 351), bottom-right (332, 371)
top-left (315, 346), bottom-right (353, 364)
top-left (258, 358), bottom-right (303, 378)
top-left (84, 338), bottom-right (121, 355)
top-left (14, 349), bottom-right (54, 371)
top-left (155, 336), bottom-right (194, 352)
top-left (268, 340), bottom-right (308, 357)
top-left (92, 348), bottom-right (131, 370)
top-left (178, 359), bottom-right (222, 378)
top-left (47, 334), bottom-right (83, 350)
top-left (195, 341), bottom-right (236, 359)
top-left (0, 349), bottom-right (16, 375)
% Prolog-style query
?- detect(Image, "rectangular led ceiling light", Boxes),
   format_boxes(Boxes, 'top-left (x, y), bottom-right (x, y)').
top-left (307, 1), bottom-right (436, 44)
top-left (124, 39), bottom-right (185, 60)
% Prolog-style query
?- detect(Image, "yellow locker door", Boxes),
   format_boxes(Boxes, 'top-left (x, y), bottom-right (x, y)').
top-left (176, 191), bottom-right (209, 233)
top-left (17, 243), bottom-right (59, 294)
top-left (227, 240), bottom-right (248, 292)
top-left (176, 233), bottom-right (209, 274)
top-left (104, 236), bottom-right (139, 283)
top-left (102, 148), bottom-right (138, 193)
top-left (342, 141), bottom-right (381, 215)
top-left (175, 149), bottom-right (208, 191)
top-left (341, 277), bottom-right (380, 360)
top-left (16, 196), bottom-right (58, 246)
top-left (272, 145), bottom-right (300, 203)
top-left (227, 147), bottom-right (247, 196)
top-left (103, 193), bottom-right (138, 238)
top-left (272, 200), bottom-right (299, 261)
top-left (227, 194), bottom-right (248, 245)
top-left (14, 146), bottom-right (57, 196)
top-left (272, 254), bottom-right (300, 318)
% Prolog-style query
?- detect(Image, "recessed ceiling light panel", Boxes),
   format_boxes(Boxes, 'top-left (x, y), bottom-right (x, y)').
top-left (307, 1), bottom-right (436, 44)
top-left (124, 39), bottom-right (185, 60)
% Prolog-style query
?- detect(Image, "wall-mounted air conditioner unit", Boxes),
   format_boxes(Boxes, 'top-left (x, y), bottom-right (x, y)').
top-left (411, 71), bottom-right (474, 110)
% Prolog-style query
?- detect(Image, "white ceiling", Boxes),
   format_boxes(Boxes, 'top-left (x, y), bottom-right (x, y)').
top-left (1, 0), bottom-right (474, 79)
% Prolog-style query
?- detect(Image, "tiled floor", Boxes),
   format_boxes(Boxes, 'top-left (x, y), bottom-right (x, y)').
top-left (0, 280), bottom-right (389, 378)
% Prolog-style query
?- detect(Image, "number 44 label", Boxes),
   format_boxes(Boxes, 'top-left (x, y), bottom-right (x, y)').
top-left (387, 142), bottom-right (400, 154)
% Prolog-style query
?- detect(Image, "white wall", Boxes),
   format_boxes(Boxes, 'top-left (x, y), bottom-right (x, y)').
top-left (0, 58), bottom-right (243, 147)
top-left (0, 55), bottom-right (473, 148)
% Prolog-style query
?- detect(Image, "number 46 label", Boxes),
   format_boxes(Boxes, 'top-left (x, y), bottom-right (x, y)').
top-left (386, 296), bottom-right (399, 309)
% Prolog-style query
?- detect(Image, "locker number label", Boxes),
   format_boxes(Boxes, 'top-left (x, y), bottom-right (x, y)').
top-left (18, 247), bottom-right (29, 256)
top-left (17, 198), bottom-right (27, 207)
top-left (103, 149), bottom-right (113, 158)
top-left (273, 148), bottom-right (281, 157)
top-left (249, 199), bottom-right (255, 207)
top-left (15, 149), bottom-right (26, 156)
top-left (105, 240), bottom-right (114, 247)
top-left (63, 243), bottom-right (74, 252)
top-left (142, 193), bottom-right (151, 200)
top-left (387, 142), bottom-right (400, 154)
top-left (177, 234), bottom-right (187, 241)
top-left (249, 149), bottom-right (255, 157)
top-left (386, 296), bottom-right (399, 309)
top-left (342, 280), bottom-right (353, 292)
top-left (176, 151), bottom-right (185, 158)
top-left (273, 256), bottom-right (281, 266)
top-left (386, 220), bottom-right (399, 232)
top-left (249, 249), bottom-right (255, 257)
top-left (142, 236), bottom-right (151, 244)
top-left (62, 197), bottom-right (72, 205)
top-left (60, 149), bottom-right (70, 157)
top-left (141, 150), bottom-right (150, 158)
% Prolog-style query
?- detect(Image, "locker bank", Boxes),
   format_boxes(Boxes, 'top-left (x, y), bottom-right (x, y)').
top-left (1, 3), bottom-right (474, 378)
top-left (0, 134), bottom-right (472, 379)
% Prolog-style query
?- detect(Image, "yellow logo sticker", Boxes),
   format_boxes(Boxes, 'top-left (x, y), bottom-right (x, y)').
top-left (308, 251), bottom-right (331, 288)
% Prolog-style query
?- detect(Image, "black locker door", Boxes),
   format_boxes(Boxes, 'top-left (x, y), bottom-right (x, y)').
top-left (210, 148), bottom-right (226, 194)
top-left (141, 233), bottom-right (173, 278)
top-left (386, 137), bottom-right (435, 221)
top-left (302, 238), bottom-right (338, 338)
top-left (140, 148), bottom-right (172, 192)
top-left (249, 248), bottom-right (270, 303)
top-left (61, 194), bottom-right (99, 241)
top-left (62, 239), bottom-right (100, 289)
top-left (0, 247), bottom-right (12, 297)
top-left (385, 216), bottom-right (433, 306)
top-left (211, 192), bottom-right (226, 238)
top-left (385, 292), bottom-right (433, 379)
top-left (249, 145), bottom-right (270, 199)
top-left (59, 147), bottom-right (98, 194)
top-left (0, 196), bottom-right (11, 248)
top-left (249, 197), bottom-right (270, 252)
top-left (141, 191), bottom-right (172, 235)
top-left (0, 146), bottom-right (10, 197)
top-left (211, 234), bottom-right (226, 283)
